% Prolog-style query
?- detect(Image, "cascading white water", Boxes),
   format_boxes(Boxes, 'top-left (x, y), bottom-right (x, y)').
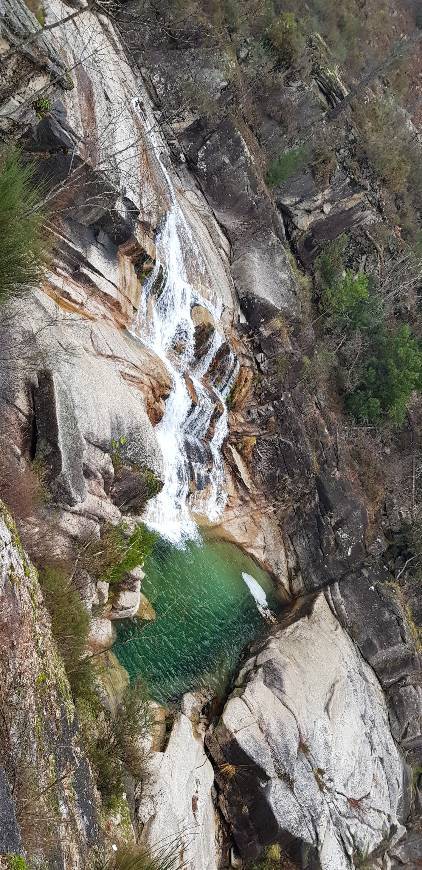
top-left (132, 100), bottom-right (236, 544)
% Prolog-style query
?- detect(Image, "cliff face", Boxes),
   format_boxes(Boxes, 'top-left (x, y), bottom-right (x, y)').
top-left (0, 0), bottom-right (421, 868)
top-left (0, 504), bottom-right (99, 866)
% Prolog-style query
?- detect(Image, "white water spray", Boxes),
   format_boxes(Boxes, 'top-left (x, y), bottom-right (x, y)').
top-left (132, 100), bottom-right (236, 544)
top-left (241, 573), bottom-right (277, 623)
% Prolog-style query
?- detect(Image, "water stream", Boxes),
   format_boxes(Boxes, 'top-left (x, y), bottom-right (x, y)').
top-left (115, 104), bottom-right (278, 703)
top-left (132, 100), bottom-right (236, 544)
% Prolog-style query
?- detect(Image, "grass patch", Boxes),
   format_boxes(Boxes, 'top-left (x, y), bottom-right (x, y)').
top-left (80, 522), bottom-right (157, 586)
top-left (101, 843), bottom-right (180, 870)
top-left (266, 144), bottom-right (310, 187)
top-left (0, 147), bottom-right (48, 301)
top-left (38, 565), bottom-right (94, 701)
top-left (39, 563), bottom-right (152, 806)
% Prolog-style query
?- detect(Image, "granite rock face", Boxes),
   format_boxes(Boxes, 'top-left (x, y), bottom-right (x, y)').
top-left (327, 573), bottom-right (422, 766)
top-left (208, 595), bottom-right (408, 869)
top-left (0, 290), bottom-right (164, 529)
top-left (188, 118), bottom-right (300, 322)
top-left (138, 709), bottom-right (218, 870)
top-left (0, 505), bottom-right (100, 866)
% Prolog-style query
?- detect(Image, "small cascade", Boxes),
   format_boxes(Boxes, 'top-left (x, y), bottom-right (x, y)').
top-left (132, 100), bottom-right (237, 543)
top-left (241, 572), bottom-right (277, 623)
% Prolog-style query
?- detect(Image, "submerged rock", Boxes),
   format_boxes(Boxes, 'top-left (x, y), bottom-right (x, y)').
top-left (208, 595), bottom-right (407, 869)
top-left (136, 592), bottom-right (156, 621)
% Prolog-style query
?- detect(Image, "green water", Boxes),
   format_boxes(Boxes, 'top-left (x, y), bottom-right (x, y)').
top-left (113, 537), bottom-right (279, 705)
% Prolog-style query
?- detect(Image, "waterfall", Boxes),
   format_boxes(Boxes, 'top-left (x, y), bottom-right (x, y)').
top-left (131, 100), bottom-right (235, 544)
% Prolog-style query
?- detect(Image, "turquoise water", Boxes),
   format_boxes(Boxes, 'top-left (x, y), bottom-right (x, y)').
top-left (113, 537), bottom-right (279, 705)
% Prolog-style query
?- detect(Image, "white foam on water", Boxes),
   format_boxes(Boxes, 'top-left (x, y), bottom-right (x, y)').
top-left (241, 572), bottom-right (277, 622)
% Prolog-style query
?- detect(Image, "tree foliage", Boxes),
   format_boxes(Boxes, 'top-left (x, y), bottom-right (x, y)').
top-left (346, 325), bottom-right (422, 425)
top-left (321, 270), bottom-right (382, 331)
top-left (316, 238), bottom-right (422, 426)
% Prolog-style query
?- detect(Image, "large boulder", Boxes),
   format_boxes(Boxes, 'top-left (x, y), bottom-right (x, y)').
top-left (327, 571), bottom-right (422, 766)
top-left (208, 595), bottom-right (408, 869)
top-left (184, 118), bottom-right (300, 323)
top-left (138, 709), bottom-right (218, 870)
top-left (0, 291), bottom-right (164, 515)
top-left (274, 169), bottom-right (376, 265)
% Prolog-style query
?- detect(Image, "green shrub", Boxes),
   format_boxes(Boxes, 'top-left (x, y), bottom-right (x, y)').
top-left (0, 147), bottom-right (48, 300)
top-left (6, 857), bottom-right (29, 870)
top-left (267, 12), bottom-right (304, 67)
top-left (346, 325), bottom-right (422, 425)
top-left (38, 565), bottom-right (94, 701)
top-left (315, 235), bottom-right (347, 290)
top-left (32, 96), bottom-right (51, 118)
top-left (321, 271), bottom-right (382, 331)
top-left (266, 144), bottom-right (310, 187)
top-left (251, 843), bottom-right (297, 869)
top-left (81, 679), bottom-right (151, 807)
top-left (81, 523), bottom-right (157, 586)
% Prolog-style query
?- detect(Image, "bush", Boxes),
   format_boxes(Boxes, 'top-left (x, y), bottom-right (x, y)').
top-left (354, 99), bottom-right (420, 199)
top-left (251, 843), bottom-right (297, 869)
top-left (0, 453), bottom-right (48, 521)
top-left (315, 235), bottom-right (347, 290)
top-left (346, 325), bottom-right (422, 425)
top-left (266, 144), bottom-right (310, 187)
top-left (80, 522), bottom-right (157, 586)
top-left (320, 271), bottom-right (382, 331)
top-left (0, 147), bottom-right (48, 301)
top-left (267, 12), bottom-right (304, 67)
top-left (311, 141), bottom-right (337, 185)
top-left (81, 679), bottom-right (151, 807)
top-left (38, 565), bottom-right (94, 701)
top-left (101, 843), bottom-right (179, 870)
top-left (6, 857), bottom-right (29, 870)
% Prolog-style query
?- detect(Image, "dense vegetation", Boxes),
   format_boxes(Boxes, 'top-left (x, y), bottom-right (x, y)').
top-left (315, 240), bottom-right (422, 425)
top-left (79, 677), bottom-right (151, 808)
top-left (38, 524), bottom-right (154, 808)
